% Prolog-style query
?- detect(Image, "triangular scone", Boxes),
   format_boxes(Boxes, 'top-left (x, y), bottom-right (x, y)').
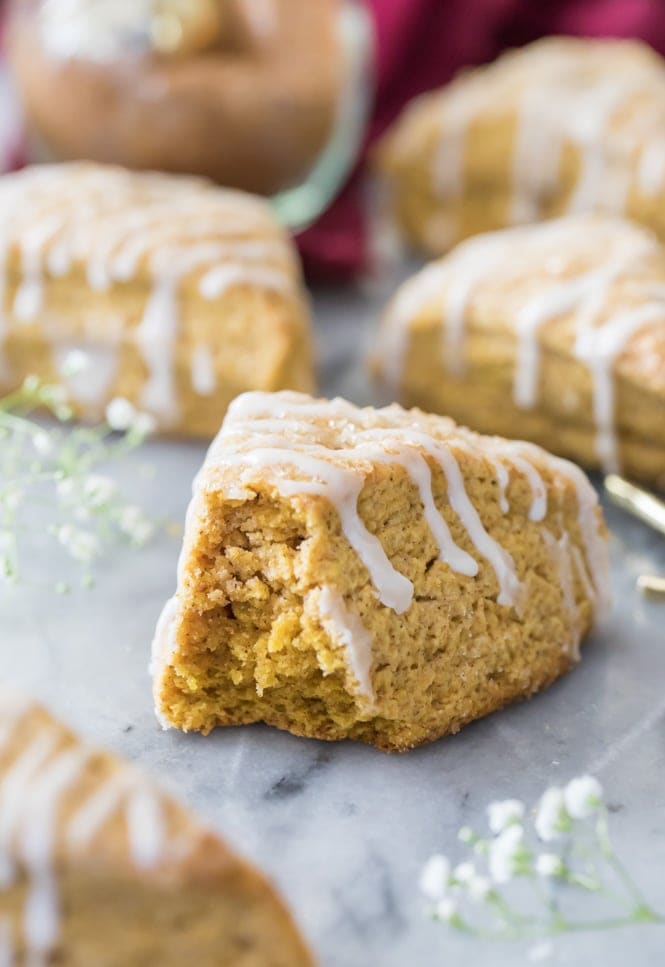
top-left (0, 163), bottom-right (313, 436)
top-left (375, 214), bottom-right (665, 488)
top-left (375, 37), bottom-right (665, 255)
top-left (153, 391), bottom-right (609, 752)
top-left (0, 685), bottom-right (313, 966)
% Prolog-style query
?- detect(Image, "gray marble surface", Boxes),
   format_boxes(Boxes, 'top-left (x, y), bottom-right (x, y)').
top-left (2, 282), bottom-right (665, 966)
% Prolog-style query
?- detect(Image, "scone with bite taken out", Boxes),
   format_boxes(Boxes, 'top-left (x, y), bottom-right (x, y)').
top-left (153, 391), bottom-right (609, 752)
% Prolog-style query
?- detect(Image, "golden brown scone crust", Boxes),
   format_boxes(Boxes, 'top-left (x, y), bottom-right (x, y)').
top-left (0, 685), bottom-right (314, 966)
top-left (374, 214), bottom-right (665, 488)
top-left (375, 36), bottom-right (665, 255)
top-left (0, 162), bottom-right (314, 436)
top-left (8, 0), bottom-right (341, 196)
top-left (153, 391), bottom-right (609, 752)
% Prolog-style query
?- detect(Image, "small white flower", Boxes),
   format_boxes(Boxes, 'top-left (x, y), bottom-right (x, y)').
top-left (535, 786), bottom-right (569, 842)
top-left (1, 487), bottom-right (21, 513)
top-left (22, 374), bottom-right (40, 393)
top-left (453, 861), bottom-right (475, 884)
top-left (467, 875), bottom-right (493, 902)
top-left (535, 853), bottom-right (565, 878)
top-left (488, 798), bottom-right (525, 834)
top-left (83, 474), bottom-right (116, 508)
top-left (564, 775), bottom-right (603, 819)
top-left (56, 525), bottom-right (100, 564)
top-left (419, 854), bottom-right (451, 901)
top-left (132, 411), bottom-right (156, 437)
top-left (434, 897), bottom-right (458, 923)
top-left (61, 349), bottom-right (90, 377)
top-left (32, 431), bottom-right (53, 456)
top-left (488, 824), bottom-right (524, 884)
top-left (458, 826), bottom-right (474, 844)
top-left (106, 397), bottom-right (136, 431)
top-left (118, 505), bottom-right (153, 545)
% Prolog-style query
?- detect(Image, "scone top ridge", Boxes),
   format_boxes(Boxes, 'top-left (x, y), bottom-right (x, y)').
top-left (199, 391), bottom-right (608, 616)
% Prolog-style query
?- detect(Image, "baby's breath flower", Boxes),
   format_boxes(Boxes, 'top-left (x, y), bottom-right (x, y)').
top-left (535, 786), bottom-right (570, 842)
top-left (32, 431), bottom-right (53, 456)
top-left (434, 897), bottom-right (458, 923)
top-left (83, 474), bottom-right (117, 508)
top-left (564, 775), bottom-right (603, 819)
top-left (419, 855), bottom-right (451, 901)
top-left (117, 505), bottom-right (154, 545)
top-left (488, 824), bottom-right (526, 883)
top-left (467, 875), bottom-right (492, 902)
top-left (56, 478), bottom-right (76, 501)
top-left (60, 349), bottom-right (90, 377)
top-left (106, 397), bottom-right (136, 431)
top-left (458, 826), bottom-right (474, 844)
top-left (453, 862), bottom-right (476, 885)
top-left (535, 853), bottom-right (565, 878)
top-left (132, 411), bottom-right (156, 437)
top-left (56, 525), bottom-right (101, 565)
top-left (488, 798), bottom-right (525, 834)
top-left (527, 941), bottom-right (554, 962)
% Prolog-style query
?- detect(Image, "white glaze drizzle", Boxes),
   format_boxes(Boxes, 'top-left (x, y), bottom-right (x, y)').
top-left (20, 746), bottom-right (91, 964)
top-left (191, 344), bottom-right (216, 397)
top-left (0, 164), bottom-right (297, 426)
top-left (314, 586), bottom-right (375, 703)
top-left (542, 529), bottom-right (580, 658)
top-left (206, 392), bottom-right (533, 612)
top-left (125, 786), bottom-right (166, 870)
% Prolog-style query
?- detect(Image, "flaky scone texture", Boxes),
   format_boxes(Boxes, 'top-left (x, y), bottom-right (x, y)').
top-left (375, 36), bottom-right (665, 256)
top-left (374, 214), bottom-right (665, 488)
top-left (153, 391), bottom-right (609, 752)
top-left (0, 684), bottom-right (313, 966)
top-left (0, 163), bottom-right (313, 436)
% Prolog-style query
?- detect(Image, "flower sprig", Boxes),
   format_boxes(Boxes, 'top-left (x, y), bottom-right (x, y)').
top-left (0, 356), bottom-right (156, 591)
top-left (420, 775), bottom-right (663, 945)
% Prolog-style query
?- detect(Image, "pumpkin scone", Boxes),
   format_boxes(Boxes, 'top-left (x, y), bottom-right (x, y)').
top-left (153, 391), bottom-right (609, 752)
top-left (0, 683), bottom-right (314, 966)
top-left (374, 214), bottom-right (665, 489)
top-left (375, 36), bottom-right (665, 256)
top-left (0, 162), bottom-right (313, 436)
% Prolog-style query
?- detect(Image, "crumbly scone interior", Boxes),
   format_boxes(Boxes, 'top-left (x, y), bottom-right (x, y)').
top-left (159, 452), bottom-right (600, 751)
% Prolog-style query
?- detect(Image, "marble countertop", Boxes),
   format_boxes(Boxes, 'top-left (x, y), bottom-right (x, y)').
top-left (3, 282), bottom-right (665, 966)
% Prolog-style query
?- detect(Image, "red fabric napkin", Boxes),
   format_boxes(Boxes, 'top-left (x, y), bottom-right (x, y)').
top-left (298, 0), bottom-right (665, 279)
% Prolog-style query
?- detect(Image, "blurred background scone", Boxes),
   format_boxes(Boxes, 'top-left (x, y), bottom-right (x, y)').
top-left (375, 37), bottom-right (665, 256)
top-left (7, 0), bottom-right (365, 208)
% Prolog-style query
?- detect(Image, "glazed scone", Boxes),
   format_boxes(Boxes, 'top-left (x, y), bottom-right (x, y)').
top-left (375, 37), bottom-right (665, 255)
top-left (0, 683), bottom-right (314, 966)
top-left (152, 391), bottom-right (609, 752)
top-left (0, 162), bottom-right (313, 436)
top-left (374, 214), bottom-right (665, 489)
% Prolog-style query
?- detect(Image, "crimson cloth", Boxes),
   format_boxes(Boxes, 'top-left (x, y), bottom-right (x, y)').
top-left (298, 0), bottom-right (665, 279)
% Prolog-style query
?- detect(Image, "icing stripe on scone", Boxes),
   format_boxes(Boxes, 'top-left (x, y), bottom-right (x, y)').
top-left (202, 392), bottom-right (608, 618)
top-left (378, 215), bottom-right (665, 475)
top-left (0, 683), bottom-right (202, 963)
top-left (0, 164), bottom-right (299, 423)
